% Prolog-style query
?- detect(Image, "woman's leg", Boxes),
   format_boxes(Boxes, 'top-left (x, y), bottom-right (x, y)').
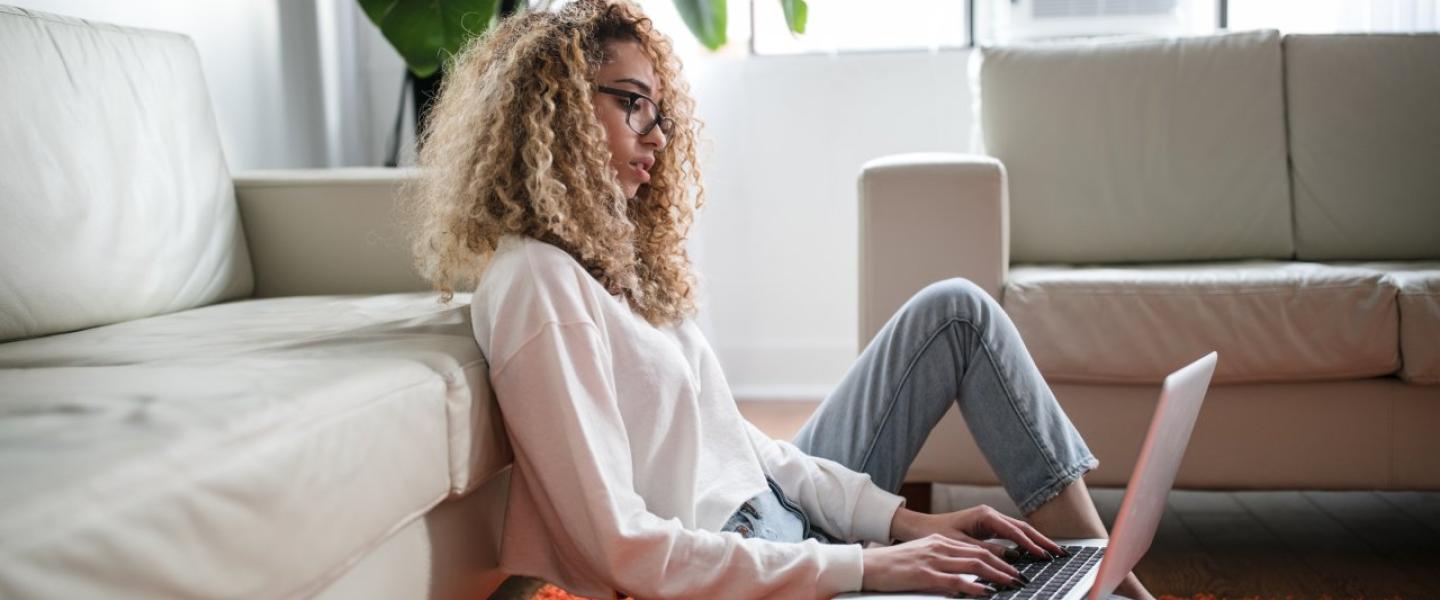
top-left (791, 277), bottom-right (1096, 515)
top-left (790, 277), bottom-right (1151, 599)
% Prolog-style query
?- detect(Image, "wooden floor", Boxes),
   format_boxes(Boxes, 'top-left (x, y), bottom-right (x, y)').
top-left (935, 485), bottom-right (1440, 600)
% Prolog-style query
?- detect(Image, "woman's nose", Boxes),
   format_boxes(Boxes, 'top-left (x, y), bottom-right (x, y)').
top-left (641, 124), bottom-right (666, 150)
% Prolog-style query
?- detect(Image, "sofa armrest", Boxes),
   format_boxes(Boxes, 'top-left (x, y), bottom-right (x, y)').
top-left (858, 153), bottom-right (1009, 352)
top-left (234, 168), bottom-right (432, 298)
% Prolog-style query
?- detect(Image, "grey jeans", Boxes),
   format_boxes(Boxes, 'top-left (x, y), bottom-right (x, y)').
top-left (723, 278), bottom-right (1098, 543)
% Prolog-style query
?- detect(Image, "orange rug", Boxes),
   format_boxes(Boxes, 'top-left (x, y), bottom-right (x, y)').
top-left (533, 585), bottom-right (1401, 600)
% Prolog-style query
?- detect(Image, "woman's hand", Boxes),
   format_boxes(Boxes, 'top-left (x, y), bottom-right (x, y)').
top-left (889, 505), bottom-right (1068, 561)
top-left (861, 534), bottom-right (1028, 596)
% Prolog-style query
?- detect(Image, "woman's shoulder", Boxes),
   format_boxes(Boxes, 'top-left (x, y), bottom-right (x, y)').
top-left (483, 234), bottom-right (588, 291)
top-left (472, 234), bottom-right (609, 330)
top-left (491, 232), bottom-right (567, 263)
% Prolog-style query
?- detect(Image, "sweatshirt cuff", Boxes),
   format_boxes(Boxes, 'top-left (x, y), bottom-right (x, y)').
top-left (851, 484), bottom-right (907, 544)
top-left (814, 540), bottom-right (866, 595)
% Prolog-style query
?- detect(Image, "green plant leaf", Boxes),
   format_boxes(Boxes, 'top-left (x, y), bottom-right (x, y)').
top-left (358, 0), bottom-right (499, 78)
top-left (780, 0), bottom-right (807, 35)
top-left (673, 0), bottom-right (727, 51)
top-left (357, 0), bottom-right (390, 27)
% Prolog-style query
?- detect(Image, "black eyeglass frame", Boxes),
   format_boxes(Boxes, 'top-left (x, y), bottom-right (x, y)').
top-left (595, 85), bottom-right (676, 137)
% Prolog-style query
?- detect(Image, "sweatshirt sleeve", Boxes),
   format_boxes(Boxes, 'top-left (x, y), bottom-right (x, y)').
top-left (488, 320), bottom-right (866, 599)
top-left (742, 420), bottom-right (906, 546)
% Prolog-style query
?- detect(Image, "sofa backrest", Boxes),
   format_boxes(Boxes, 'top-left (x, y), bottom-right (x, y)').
top-left (978, 30), bottom-right (1294, 264)
top-left (1285, 33), bottom-right (1440, 261)
top-left (0, 7), bottom-right (253, 342)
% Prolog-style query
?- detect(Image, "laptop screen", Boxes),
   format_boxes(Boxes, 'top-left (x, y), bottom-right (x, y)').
top-left (1088, 352), bottom-right (1217, 600)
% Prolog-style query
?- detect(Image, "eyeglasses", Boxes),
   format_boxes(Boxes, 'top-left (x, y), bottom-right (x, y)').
top-left (595, 85), bottom-right (676, 137)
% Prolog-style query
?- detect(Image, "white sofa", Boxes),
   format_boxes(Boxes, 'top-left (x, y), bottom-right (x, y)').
top-left (860, 30), bottom-right (1440, 493)
top-left (0, 7), bottom-right (513, 598)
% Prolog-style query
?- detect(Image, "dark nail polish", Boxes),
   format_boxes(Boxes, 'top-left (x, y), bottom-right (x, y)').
top-left (981, 584), bottom-right (999, 596)
top-left (1003, 548), bottom-right (1022, 561)
top-left (1057, 547), bottom-right (1071, 557)
top-left (1016, 573), bottom-right (1033, 585)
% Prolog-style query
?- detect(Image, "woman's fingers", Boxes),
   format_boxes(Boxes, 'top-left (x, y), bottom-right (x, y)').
top-left (931, 571), bottom-right (999, 597)
top-left (988, 517), bottom-right (1053, 559)
top-left (973, 545), bottom-right (1023, 580)
top-left (936, 537), bottom-right (1022, 580)
top-left (967, 506), bottom-right (1064, 559)
top-left (963, 505), bottom-right (1060, 559)
top-left (931, 553), bottom-right (1023, 589)
top-left (952, 532), bottom-right (1011, 561)
top-left (927, 555), bottom-right (1031, 592)
top-left (1011, 518), bottom-right (1069, 556)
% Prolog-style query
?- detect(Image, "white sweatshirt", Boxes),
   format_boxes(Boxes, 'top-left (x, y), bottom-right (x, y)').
top-left (468, 234), bottom-right (905, 599)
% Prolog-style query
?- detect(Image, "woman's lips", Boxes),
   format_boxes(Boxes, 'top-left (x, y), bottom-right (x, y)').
top-left (630, 162), bottom-right (651, 183)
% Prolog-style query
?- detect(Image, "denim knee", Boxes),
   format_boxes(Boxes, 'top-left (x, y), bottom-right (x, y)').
top-left (908, 277), bottom-right (996, 323)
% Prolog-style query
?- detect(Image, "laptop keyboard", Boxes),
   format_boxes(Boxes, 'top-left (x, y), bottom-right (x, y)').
top-left (975, 545), bottom-right (1105, 599)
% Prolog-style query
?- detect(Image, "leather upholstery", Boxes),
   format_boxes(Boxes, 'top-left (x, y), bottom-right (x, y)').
top-left (1003, 262), bottom-right (1400, 384)
top-left (1286, 34), bottom-right (1440, 260)
top-left (978, 30), bottom-right (1293, 264)
top-left (0, 6), bottom-right (252, 342)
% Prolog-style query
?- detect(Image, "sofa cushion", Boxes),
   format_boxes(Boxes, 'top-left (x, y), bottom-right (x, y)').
top-left (1002, 262), bottom-right (1399, 384)
top-left (978, 30), bottom-right (1293, 264)
top-left (0, 7), bottom-right (253, 343)
top-left (1352, 262), bottom-right (1440, 384)
top-left (1286, 34), bottom-right (1440, 261)
top-left (0, 294), bottom-right (506, 598)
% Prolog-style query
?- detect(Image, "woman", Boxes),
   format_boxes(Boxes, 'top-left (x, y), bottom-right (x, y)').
top-left (411, 1), bottom-right (1153, 598)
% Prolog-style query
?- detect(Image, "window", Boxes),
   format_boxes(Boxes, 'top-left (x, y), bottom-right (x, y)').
top-left (1227, 0), bottom-right (1439, 33)
top-left (974, 0), bottom-right (1218, 44)
top-left (1034, 0), bottom-right (1179, 19)
top-left (750, 0), bottom-right (971, 55)
top-left (746, 0), bottom-right (1436, 57)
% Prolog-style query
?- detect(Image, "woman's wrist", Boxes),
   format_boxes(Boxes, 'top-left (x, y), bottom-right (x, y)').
top-left (888, 507), bottom-right (930, 542)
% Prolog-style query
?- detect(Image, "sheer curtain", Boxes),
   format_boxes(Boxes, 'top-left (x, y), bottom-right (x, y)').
top-left (313, 0), bottom-right (411, 167)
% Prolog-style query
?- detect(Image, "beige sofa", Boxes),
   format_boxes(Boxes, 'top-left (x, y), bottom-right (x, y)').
top-left (0, 7), bottom-right (513, 598)
top-left (859, 30), bottom-right (1440, 493)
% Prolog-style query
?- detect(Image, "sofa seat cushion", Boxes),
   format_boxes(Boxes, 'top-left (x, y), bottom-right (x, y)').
top-left (1353, 262), bottom-right (1440, 384)
top-left (0, 294), bottom-right (505, 599)
top-left (1002, 262), bottom-right (1399, 384)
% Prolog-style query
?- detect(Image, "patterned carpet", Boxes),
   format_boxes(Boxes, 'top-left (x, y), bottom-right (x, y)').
top-left (529, 583), bottom-right (1402, 600)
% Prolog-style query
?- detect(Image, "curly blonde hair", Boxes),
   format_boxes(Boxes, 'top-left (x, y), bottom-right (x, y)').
top-left (408, 0), bottom-right (704, 328)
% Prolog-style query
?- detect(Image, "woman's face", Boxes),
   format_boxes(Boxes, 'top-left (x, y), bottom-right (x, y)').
top-left (593, 40), bottom-right (668, 200)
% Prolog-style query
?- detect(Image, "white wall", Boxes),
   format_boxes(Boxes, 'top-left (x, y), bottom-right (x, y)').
top-left (684, 50), bottom-right (976, 401)
top-left (640, 3), bottom-right (979, 401)
top-left (6, 0), bottom-right (331, 171)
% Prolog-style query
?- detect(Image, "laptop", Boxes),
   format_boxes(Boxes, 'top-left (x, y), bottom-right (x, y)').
top-left (839, 351), bottom-right (1218, 600)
